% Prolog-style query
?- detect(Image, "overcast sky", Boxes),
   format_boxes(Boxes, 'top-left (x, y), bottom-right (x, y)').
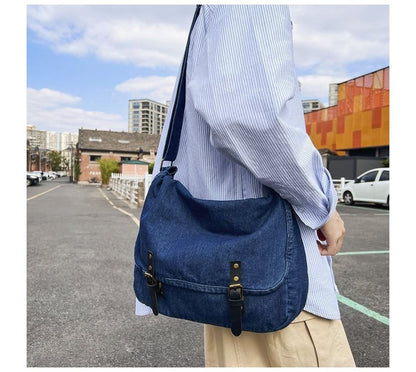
top-left (26, 4), bottom-right (389, 133)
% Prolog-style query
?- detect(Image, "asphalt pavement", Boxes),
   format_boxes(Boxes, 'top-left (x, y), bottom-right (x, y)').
top-left (26, 178), bottom-right (389, 367)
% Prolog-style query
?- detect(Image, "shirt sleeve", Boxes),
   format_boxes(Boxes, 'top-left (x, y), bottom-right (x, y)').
top-left (189, 5), bottom-right (337, 229)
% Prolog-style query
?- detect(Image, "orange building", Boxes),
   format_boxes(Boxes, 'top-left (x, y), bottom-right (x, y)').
top-left (304, 67), bottom-right (389, 157)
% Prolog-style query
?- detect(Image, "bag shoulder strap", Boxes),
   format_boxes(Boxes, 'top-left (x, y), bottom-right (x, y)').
top-left (161, 5), bottom-right (202, 168)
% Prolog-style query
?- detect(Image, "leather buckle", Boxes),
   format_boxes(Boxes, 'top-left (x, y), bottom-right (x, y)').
top-left (145, 251), bottom-right (161, 315)
top-left (228, 261), bottom-right (244, 336)
top-left (228, 284), bottom-right (244, 300)
top-left (145, 271), bottom-right (158, 286)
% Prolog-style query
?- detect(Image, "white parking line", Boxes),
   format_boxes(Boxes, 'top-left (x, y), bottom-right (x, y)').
top-left (27, 185), bottom-right (62, 201)
top-left (98, 187), bottom-right (140, 227)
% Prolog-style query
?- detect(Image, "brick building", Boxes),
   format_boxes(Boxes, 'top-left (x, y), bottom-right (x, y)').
top-left (77, 129), bottom-right (160, 183)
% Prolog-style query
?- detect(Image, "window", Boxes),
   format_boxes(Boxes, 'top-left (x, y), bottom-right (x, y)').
top-left (379, 170), bottom-right (389, 181)
top-left (121, 157), bottom-right (131, 162)
top-left (90, 155), bottom-right (101, 162)
top-left (360, 171), bottom-right (378, 183)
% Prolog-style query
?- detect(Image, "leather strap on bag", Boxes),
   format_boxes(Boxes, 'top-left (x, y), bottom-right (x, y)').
top-left (145, 251), bottom-right (160, 315)
top-left (228, 261), bottom-right (244, 336)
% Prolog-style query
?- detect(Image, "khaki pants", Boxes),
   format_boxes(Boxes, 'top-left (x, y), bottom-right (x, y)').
top-left (204, 311), bottom-right (356, 367)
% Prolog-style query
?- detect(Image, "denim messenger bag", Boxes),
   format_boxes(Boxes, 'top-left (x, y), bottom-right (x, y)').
top-left (133, 5), bottom-right (308, 336)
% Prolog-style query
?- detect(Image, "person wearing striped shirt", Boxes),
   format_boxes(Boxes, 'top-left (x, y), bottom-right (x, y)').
top-left (136, 5), bottom-right (355, 367)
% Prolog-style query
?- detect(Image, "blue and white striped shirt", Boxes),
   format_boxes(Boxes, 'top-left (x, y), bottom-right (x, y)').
top-left (136, 5), bottom-right (340, 320)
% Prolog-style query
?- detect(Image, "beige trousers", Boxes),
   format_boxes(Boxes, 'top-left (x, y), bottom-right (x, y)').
top-left (204, 311), bottom-right (356, 367)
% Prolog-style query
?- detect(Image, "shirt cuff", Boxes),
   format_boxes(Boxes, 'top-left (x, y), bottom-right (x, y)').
top-left (135, 299), bottom-right (153, 316)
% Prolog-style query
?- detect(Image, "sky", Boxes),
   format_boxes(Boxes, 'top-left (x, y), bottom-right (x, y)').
top-left (26, 4), bottom-right (389, 134)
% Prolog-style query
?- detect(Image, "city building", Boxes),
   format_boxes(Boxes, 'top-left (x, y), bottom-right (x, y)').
top-left (302, 99), bottom-right (325, 114)
top-left (304, 66), bottom-right (389, 159)
top-left (77, 129), bottom-right (161, 183)
top-left (26, 125), bottom-right (78, 152)
top-left (328, 83), bottom-right (338, 107)
top-left (27, 125), bottom-right (79, 172)
top-left (61, 132), bottom-right (79, 152)
top-left (46, 131), bottom-right (60, 152)
top-left (128, 99), bottom-right (170, 134)
top-left (27, 125), bottom-right (47, 150)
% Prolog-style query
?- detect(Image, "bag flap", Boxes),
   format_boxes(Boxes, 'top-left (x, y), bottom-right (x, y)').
top-left (135, 171), bottom-right (297, 295)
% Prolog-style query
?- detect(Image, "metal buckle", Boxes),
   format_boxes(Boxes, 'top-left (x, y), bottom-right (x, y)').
top-left (145, 272), bottom-right (158, 286)
top-left (228, 284), bottom-right (244, 300)
top-left (145, 272), bottom-right (163, 293)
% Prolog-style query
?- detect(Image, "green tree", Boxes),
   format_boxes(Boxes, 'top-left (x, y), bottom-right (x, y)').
top-left (148, 162), bottom-right (154, 174)
top-left (73, 153), bottom-right (81, 182)
top-left (98, 158), bottom-right (119, 185)
top-left (49, 151), bottom-right (63, 171)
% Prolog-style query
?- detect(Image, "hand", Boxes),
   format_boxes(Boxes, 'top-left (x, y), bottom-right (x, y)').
top-left (316, 210), bottom-right (346, 256)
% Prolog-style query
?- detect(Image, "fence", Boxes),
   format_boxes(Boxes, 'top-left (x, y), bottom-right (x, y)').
top-left (333, 177), bottom-right (351, 202)
top-left (110, 173), bottom-right (351, 207)
top-left (109, 173), bottom-right (152, 206)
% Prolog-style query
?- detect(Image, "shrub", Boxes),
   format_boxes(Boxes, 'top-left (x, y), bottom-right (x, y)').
top-left (99, 158), bottom-right (119, 185)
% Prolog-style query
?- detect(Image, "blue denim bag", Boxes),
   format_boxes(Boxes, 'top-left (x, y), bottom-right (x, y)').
top-left (133, 6), bottom-right (308, 336)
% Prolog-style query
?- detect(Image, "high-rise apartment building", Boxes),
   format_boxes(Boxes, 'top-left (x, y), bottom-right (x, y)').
top-left (46, 131), bottom-right (59, 151)
top-left (27, 125), bottom-right (47, 149)
top-left (61, 132), bottom-right (78, 151)
top-left (27, 125), bottom-right (78, 152)
top-left (128, 99), bottom-right (169, 134)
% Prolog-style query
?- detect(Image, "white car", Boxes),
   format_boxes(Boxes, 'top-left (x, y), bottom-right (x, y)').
top-left (46, 171), bottom-right (57, 179)
top-left (342, 168), bottom-right (389, 207)
top-left (28, 171), bottom-right (42, 183)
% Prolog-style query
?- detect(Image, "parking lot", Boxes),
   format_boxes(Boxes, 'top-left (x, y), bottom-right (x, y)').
top-left (332, 203), bottom-right (389, 367)
top-left (26, 179), bottom-right (389, 367)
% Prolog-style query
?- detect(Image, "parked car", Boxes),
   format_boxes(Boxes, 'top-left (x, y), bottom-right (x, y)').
top-left (27, 173), bottom-right (39, 186)
top-left (46, 171), bottom-right (57, 179)
top-left (342, 168), bottom-right (389, 207)
top-left (27, 171), bottom-right (42, 183)
top-left (32, 171), bottom-right (47, 181)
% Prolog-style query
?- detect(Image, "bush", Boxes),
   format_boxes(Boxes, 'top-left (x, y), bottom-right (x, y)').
top-left (148, 162), bottom-right (154, 174)
top-left (99, 158), bottom-right (119, 185)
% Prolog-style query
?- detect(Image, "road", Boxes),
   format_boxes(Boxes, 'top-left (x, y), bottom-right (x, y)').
top-left (27, 179), bottom-right (389, 367)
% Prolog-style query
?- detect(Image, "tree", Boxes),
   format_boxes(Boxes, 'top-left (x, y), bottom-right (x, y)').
top-left (98, 158), bottom-right (119, 185)
top-left (49, 151), bottom-right (63, 171)
top-left (73, 152), bottom-right (81, 182)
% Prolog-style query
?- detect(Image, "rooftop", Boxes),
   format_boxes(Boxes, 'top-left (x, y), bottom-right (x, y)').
top-left (78, 129), bottom-right (161, 153)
